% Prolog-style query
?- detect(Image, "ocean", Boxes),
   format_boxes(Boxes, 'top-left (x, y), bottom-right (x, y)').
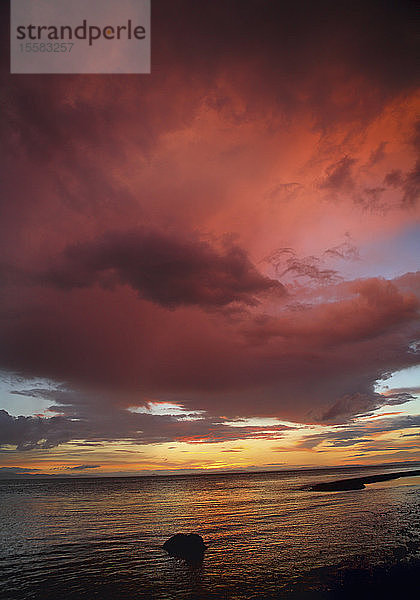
top-left (1, 465), bottom-right (419, 599)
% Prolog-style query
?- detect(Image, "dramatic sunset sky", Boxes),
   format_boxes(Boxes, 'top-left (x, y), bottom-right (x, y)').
top-left (1, 0), bottom-right (419, 476)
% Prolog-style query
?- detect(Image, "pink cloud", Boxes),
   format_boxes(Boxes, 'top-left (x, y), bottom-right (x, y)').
top-left (0, 0), bottom-right (419, 450)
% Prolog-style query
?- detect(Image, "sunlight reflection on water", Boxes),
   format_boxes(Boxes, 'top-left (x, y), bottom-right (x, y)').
top-left (1, 467), bottom-right (419, 599)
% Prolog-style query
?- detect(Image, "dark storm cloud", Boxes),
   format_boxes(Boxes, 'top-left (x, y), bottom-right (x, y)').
top-left (156, 0), bottom-right (419, 129)
top-left (0, 466), bottom-right (40, 474)
top-left (0, 273), bottom-right (419, 430)
top-left (385, 386), bottom-right (420, 396)
top-left (350, 444), bottom-right (420, 455)
top-left (321, 119), bottom-right (419, 210)
top-left (0, 409), bottom-right (73, 450)
top-left (320, 156), bottom-right (357, 191)
top-left (317, 155), bottom-right (410, 212)
top-left (401, 161), bottom-right (420, 206)
top-left (381, 121), bottom-right (420, 207)
top-left (42, 229), bottom-right (284, 308)
top-left (1, 1), bottom-right (418, 169)
top-left (384, 170), bottom-right (404, 188)
top-left (67, 464), bottom-right (100, 470)
top-left (241, 277), bottom-right (419, 348)
top-left (0, 397), bottom-right (292, 450)
top-left (383, 163), bottom-right (420, 207)
top-left (320, 390), bottom-right (415, 423)
top-left (295, 414), bottom-right (420, 450)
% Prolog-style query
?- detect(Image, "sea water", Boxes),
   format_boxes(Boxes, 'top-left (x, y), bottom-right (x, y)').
top-left (1, 465), bottom-right (419, 599)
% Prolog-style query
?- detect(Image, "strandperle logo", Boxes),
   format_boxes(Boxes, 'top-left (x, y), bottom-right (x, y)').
top-left (16, 20), bottom-right (147, 46)
top-left (11, 0), bottom-right (151, 74)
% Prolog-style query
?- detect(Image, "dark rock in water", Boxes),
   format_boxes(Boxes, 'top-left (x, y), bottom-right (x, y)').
top-left (163, 533), bottom-right (206, 561)
top-left (311, 478), bottom-right (366, 491)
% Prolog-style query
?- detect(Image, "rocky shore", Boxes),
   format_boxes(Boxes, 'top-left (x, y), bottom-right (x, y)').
top-left (310, 469), bottom-right (420, 491)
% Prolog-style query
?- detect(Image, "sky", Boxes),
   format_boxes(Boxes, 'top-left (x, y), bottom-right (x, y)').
top-left (0, 0), bottom-right (419, 477)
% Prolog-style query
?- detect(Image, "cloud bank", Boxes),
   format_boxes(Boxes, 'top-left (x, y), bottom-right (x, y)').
top-left (0, 0), bottom-right (419, 452)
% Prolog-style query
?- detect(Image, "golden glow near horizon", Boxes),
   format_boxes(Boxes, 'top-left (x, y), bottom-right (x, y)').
top-left (2, 409), bottom-right (419, 476)
top-left (1, 367), bottom-right (419, 476)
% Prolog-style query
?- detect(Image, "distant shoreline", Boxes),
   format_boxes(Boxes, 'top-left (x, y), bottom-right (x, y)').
top-left (1, 462), bottom-right (420, 481)
top-left (309, 469), bottom-right (420, 491)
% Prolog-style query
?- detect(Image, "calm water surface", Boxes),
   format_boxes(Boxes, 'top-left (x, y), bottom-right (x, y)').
top-left (1, 466), bottom-right (419, 599)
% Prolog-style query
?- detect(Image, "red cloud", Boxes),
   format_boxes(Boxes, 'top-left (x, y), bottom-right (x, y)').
top-left (42, 228), bottom-right (285, 308)
top-left (0, 0), bottom-right (419, 449)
